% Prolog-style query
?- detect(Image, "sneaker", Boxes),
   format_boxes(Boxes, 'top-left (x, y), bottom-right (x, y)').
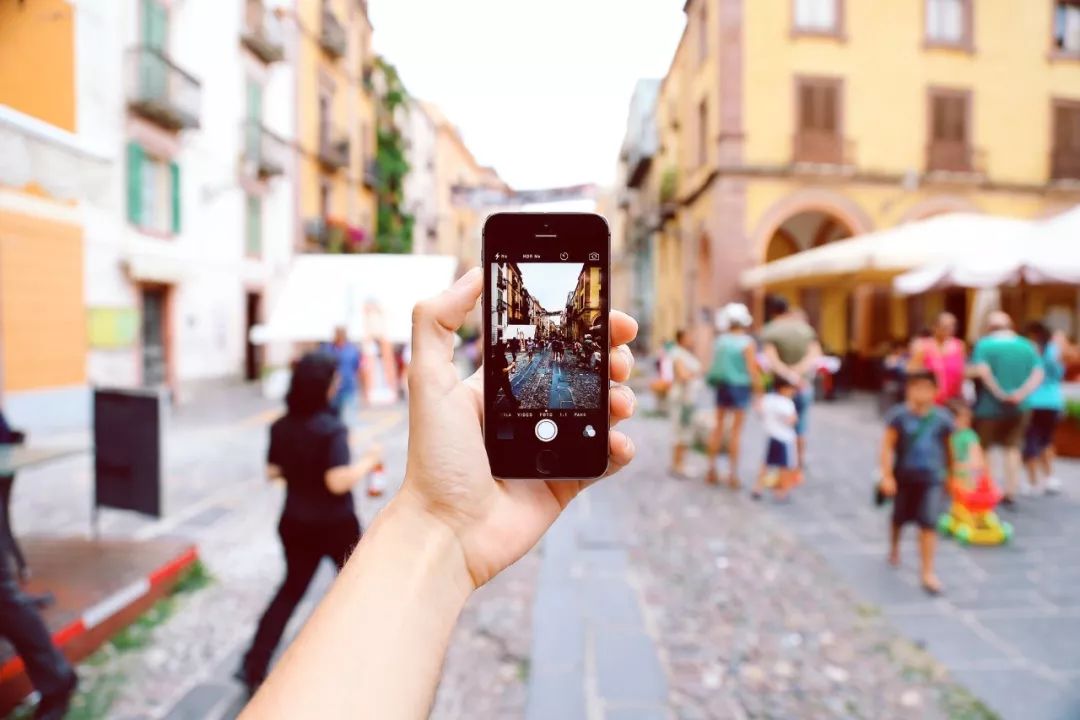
top-left (1046, 476), bottom-right (1063, 494)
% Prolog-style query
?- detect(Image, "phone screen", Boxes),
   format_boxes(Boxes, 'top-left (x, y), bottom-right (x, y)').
top-left (483, 213), bottom-right (610, 479)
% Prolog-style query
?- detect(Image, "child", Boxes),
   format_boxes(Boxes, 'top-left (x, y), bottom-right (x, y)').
top-left (752, 376), bottom-right (799, 501)
top-left (947, 399), bottom-right (985, 488)
top-left (879, 370), bottom-right (954, 595)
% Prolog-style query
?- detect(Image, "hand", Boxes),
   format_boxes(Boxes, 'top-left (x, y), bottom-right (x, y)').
top-left (879, 474), bottom-right (897, 497)
top-left (396, 268), bottom-right (638, 588)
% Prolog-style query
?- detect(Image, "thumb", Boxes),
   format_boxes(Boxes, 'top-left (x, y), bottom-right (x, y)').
top-left (409, 267), bottom-right (482, 395)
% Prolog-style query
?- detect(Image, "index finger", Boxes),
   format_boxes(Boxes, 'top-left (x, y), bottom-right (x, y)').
top-left (610, 310), bottom-right (638, 348)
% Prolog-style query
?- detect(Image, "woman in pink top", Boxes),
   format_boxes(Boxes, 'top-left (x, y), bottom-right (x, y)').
top-left (911, 312), bottom-right (966, 405)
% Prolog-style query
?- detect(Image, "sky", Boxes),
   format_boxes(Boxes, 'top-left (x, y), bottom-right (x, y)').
top-left (518, 262), bottom-right (584, 312)
top-left (370, 1), bottom-right (686, 190)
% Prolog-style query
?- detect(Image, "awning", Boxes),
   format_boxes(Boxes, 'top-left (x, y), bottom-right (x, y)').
top-left (892, 205), bottom-right (1080, 294)
top-left (251, 254), bottom-right (458, 345)
top-left (740, 213), bottom-right (1036, 289)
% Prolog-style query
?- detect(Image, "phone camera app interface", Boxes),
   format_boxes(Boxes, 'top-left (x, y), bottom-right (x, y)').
top-left (489, 260), bottom-right (604, 413)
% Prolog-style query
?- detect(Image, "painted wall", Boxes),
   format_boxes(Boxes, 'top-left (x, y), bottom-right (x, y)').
top-left (0, 0), bottom-right (76, 131)
top-left (403, 100), bottom-right (439, 255)
top-left (743, 0), bottom-right (1080, 184)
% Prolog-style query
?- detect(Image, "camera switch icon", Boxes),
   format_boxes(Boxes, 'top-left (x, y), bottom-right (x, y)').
top-left (589, 252), bottom-right (600, 261)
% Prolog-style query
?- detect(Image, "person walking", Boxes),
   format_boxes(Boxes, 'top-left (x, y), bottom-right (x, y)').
top-left (238, 352), bottom-right (382, 693)
top-left (705, 303), bottom-right (762, 488)
top-left (878, 370), bottom-right (954, 596)
top-left (1022, 322), bottom-right (1067, 494)
top-left (911, 312), bottom-right (966, 405)
top-left (492, 339), bottom-right (519, 408)
top-left (760, 296), bottom-right (821, 477)
top-left (0, 408), bottom-right (78, 720)
top-left (669, 329), bottom-right (703, 479)
top-left (969, 311), bottom-right (1044, 505)
top-left (551, 335), bottom-right (563, 364)
top-left (320, 327), bottom-right (362, 424)
top-left (751, 376), bottom-right (800, 501)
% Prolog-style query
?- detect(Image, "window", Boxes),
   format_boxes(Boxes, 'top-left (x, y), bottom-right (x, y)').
top-left (126, 143), bottom-right (180, 234)
top-left (926, 0), bottom-right (971, 47)
top-left (927, 89), bottom-right (971, 172)
top-left (319, 180), bottom-right (331, 219)
top-left (1054, 1), bottom-right (1080, 54)
top-left (697, 99), bottom-right (708, 167)
top-left (246, 195), bottom-right (263, 256)
top-left (1052, 100), bottom-right (1080, 180)
top-left (794, 77), bottom-right (843, 163)
top-left (793, 0), bottom-right (840, 34)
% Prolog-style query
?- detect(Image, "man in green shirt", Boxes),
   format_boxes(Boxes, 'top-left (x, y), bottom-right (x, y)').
top-left (969, 312), bottom-right (1044, 504)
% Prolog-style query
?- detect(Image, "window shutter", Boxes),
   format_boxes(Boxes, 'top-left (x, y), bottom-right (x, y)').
top-left (126, 142), bottom-right (144, 225)
top-left (821, 85), bottom-right (837, 132)
top-left (170, 161), bottom-right (181, 234)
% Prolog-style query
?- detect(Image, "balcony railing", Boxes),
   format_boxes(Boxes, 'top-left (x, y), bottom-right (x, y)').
top-left (304, 217), bottom-right (369, 253)
top-left (241, 0), bottom-right (285, 64)
top-left (792, 131), bottom-right (850, 166)
top-left (126, 46), bottom-right (201, 130)
top-left (1051, 149), bottom-right (1080, 182)
top-left (320, 6), bottom-right (347, 58)
top-left (242, 120), bottom-right (288, 178)
top-left (926, 141), bottom-right (974, 173)
top-left (363, 158), bottom-right (379, 188)
top-left (318, 125), bottom-right (350, 169)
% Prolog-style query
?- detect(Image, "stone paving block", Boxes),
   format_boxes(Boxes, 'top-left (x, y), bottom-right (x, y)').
top-left (577, 546), bottom-right (630, 577)
top-left (985, 615), bottom-right (1080, 670)
top-left (525, 669), bottom-right (587, 720)
top-left (951, 586), bottom-right (1051, 612)
top-left (530, 590), bottom-right (585, 673)
top-left (825, 553), bottom-right (931, 606)
top-left (950, 667), bottom-right (1080, 720)
top-left (580, 575), bottom-right (644, 628)
top-left (594, 628), bottom-right (668, 707)
top-left (889, 613), bottom-right (1013, 668)
top-left (604, 705), bottom-right (670, 720)
top-left (162, 682), bottom-right (234, 720)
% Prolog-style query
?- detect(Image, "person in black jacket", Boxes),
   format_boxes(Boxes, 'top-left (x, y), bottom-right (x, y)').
top-left (0, 408), bottom-right (77, 719)
top-left (238, 353), bottom-right (381, 692)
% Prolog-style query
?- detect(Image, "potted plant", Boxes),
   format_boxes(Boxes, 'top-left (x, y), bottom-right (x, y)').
top-left (1053, 398), bottom-right (1080, 459)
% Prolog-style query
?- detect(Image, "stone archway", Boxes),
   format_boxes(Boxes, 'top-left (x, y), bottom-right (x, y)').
top-left (751, 189), bottom-right (874, 264)
top-left (898, 195), bottom-right (980, 223)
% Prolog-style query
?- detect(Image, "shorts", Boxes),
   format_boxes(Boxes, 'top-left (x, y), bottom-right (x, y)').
top-left (892, 480), bottom-right (945, 530)
top-left (1023, 409), bottom-right (1062, 461)
top-left (974, 413), bottom-right (1029, 449)
top-left (793, 388), bottom-right (812, 437)
top-left (716, 382), bottom-right (752, 410)
top-left (672, 403), bottom-right (695, 445)
top-left (765, 437), bottom-right (798, 470)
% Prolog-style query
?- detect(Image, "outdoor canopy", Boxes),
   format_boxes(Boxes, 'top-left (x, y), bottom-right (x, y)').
top-left (739, 212), bottom-right (1037, 290)
top-left (892, 206), bottom-right (1080, 294)
top-left (250, 254), bottom-right (459, 345)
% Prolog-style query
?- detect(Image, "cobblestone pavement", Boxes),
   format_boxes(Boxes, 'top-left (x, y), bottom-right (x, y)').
top-left (748, 397), bottom-right (1080, 720)
top-left (502, 350), bottom-right (601, 409)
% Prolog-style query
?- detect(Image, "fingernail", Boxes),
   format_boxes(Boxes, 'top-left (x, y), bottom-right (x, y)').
top-left (620, 385), bottom-right (636, 412)
top-left (622, 345), bottom-right (635, 369)
top-left (623, 434), bottom-right (635, 455)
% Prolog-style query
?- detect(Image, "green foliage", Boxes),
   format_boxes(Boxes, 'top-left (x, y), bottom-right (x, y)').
top-left (660, 167), bottom-right (678, 204)
top-left (373, 56), bottom-right (414, 254)
top-left (1065, 398), bottom-right (1080, 421)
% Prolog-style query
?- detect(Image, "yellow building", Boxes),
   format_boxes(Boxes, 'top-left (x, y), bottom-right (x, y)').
top-left (641, 0), bottom-right (1080, 358)
top-left (567, 266), bottom-right (602, 342)
top-left (297, 0), bottom-right (377, 251)
top-left (0, 0), bottom-right (87, 415)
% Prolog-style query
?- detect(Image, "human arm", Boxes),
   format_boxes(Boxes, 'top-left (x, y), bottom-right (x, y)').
top-left (743, 340), bottom-right (764, 394)
top-left (792, 339), bottom-right (823, 380)
top-left (266, 464), bottom-right (282, 481)
top-left (324, 444), bottom-right (383, 495)
top-left (879, 426), bottom-right (898, 496)
top-left (762, 342), bottom-right (802, 386)
top-left (1008, 366), bottom-right (1045, 405)
top-left (241, 269), bottom-right (639, 720)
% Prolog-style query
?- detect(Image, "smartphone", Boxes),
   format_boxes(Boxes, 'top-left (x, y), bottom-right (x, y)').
top-left (482, 212), bottom-right (610, 479)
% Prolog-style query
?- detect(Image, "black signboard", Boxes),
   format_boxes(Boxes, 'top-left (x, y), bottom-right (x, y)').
top-left (93, 388), bottom-right (164, 519)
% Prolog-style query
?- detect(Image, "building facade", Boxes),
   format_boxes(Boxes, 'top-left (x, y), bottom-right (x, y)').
top-left (403, 99), bottom-right (440, 255)
top-left (297, 0), bottom-right (377, 253)
top-left (565, 266), bottom-right (603, 342)
top-left (0, 0), bottom-right (297, 429)
top-left (626, 0), bottom-right (1080, 356)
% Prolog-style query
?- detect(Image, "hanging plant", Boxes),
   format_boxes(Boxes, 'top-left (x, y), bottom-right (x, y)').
top-left (373, 56), bottom-right (415, 254)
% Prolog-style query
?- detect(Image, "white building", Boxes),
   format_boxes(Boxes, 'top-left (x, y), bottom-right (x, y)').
top-left (402, 99), bottom-right (439, 255)
top-left (0, 0), bottom-right (297, 430)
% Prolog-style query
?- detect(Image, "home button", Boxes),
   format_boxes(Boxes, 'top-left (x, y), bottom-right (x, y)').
top-left (535, 419), bottom-right (558, 442)
top-left (536, 450), bottom-right (559, 476)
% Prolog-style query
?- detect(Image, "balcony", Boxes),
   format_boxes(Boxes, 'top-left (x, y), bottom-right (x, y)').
top-left (126, 47), bottom-right (201, 131)
top-left (242, 120), bottom-right (288, 178)
top-left (241, 0), bottom-right (285, 64)
top-left (926, 143), bottom-right (985, 176)
top-left (317, 125), bottom-right (350, 170)
top-left (497, 276), bottom-right (507, 290)
top-left (792, 131), bottom-right (851, 166)
top-left (1051, 149), bottom-right (1080, 182)
top-left (304, 217), bottom-right (369, 253)
top-left (363, 158), bottom-right (379, 188)
top-left (319, 6), bottom-right (347, 58)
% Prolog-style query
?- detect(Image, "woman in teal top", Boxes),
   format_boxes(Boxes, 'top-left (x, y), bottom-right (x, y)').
top-left (705, 303), bottom-right (762, 488)
top-left (1022, 322), bottom-right (1066, 494)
